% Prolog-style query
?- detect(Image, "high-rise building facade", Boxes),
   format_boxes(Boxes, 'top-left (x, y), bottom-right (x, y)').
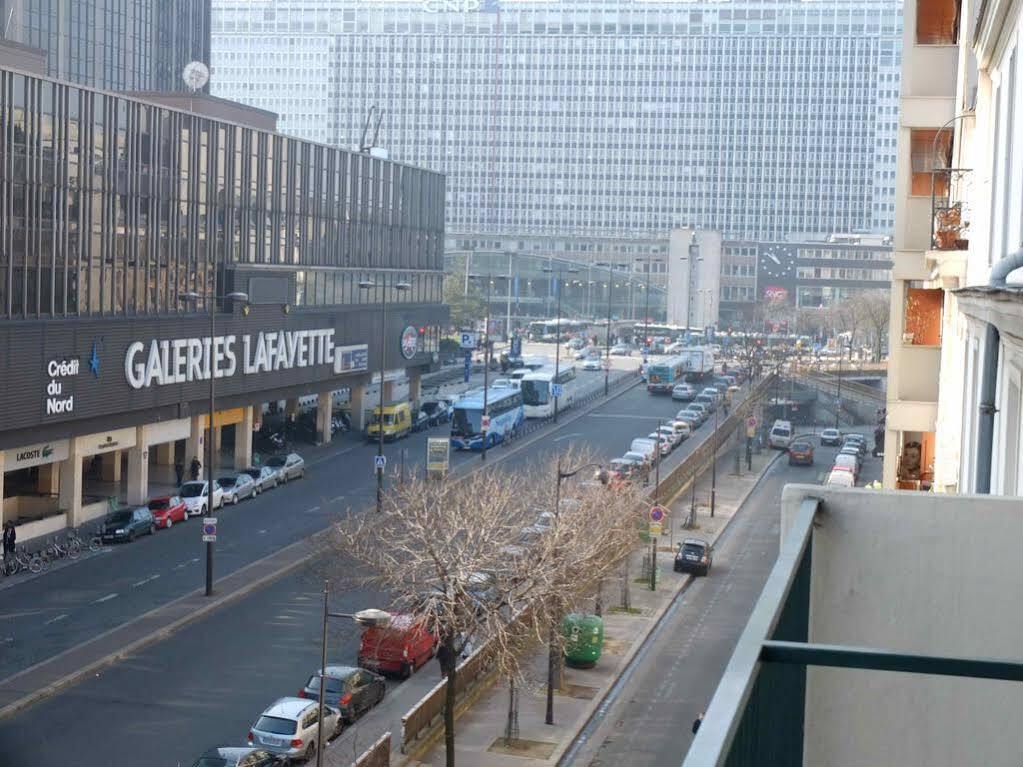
top-left (210, 0), bottom-right (902, 244)
top-left (0, 0), bottom-right (210, 92)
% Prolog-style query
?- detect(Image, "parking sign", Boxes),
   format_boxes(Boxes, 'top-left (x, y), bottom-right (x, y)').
top-left (459, 330), bottom-right (477, 350)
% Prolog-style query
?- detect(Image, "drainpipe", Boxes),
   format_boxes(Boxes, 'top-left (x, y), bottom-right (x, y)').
top-left (975, 249), bottom-right (1023, 493)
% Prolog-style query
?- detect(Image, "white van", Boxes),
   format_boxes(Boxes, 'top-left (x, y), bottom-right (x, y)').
top-left (629, 438), bottom-right (659, 464)
top-left (769, 420), bottom-right (793, 449)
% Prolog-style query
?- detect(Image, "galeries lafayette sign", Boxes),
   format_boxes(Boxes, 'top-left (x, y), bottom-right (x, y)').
top-left (124, 328), bottom-right (368, 390)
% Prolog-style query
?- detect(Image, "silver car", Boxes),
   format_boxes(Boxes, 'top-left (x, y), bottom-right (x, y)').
top-left (248, 697), bottom-right (341, 763)
top-left (265, 453), bottom-right (305, 483)
top-left (219, 473), bottom-right (257, 505)
top-left (241, 466), bottom-right (279, 494)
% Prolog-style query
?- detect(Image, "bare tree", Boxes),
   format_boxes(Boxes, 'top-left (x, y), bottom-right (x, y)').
top-left (857, 290), bottom-right (891, 362)
top-left (333, 454), bottom-right (643, 767)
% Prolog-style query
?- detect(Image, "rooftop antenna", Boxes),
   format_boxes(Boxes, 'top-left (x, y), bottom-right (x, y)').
top-left (3, 9), bottom-right (14, 39)
top-left (181, 60), bottom-right (209, 115)
top-left (359, 105), bottom-right (383, 153)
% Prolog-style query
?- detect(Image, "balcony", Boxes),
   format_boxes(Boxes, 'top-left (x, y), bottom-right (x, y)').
top-left (683, 487), bottom-right (1023, 767)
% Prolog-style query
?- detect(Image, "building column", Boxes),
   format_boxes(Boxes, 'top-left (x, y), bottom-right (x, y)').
top-left (234, 406), bottom-right (254, 470)
top-left (154, 442), bottom-right (175, 466)
top-left (37, 463), bottom-right (59, 495)
top-left (0, 452), bottom-right (6, 526)
top-left (408, 372), bottom-right (422, 406)
top-left (381, 380), bottom-right (395, 406)
top-left (58, 438), bottom-right (84, 527)
top-left (349, 383), bottom-right (368, 432)
top-left (882, 428), bottom-right (899, 487)
top-left (126, 426), bottom-right (150, 506)
top-left (186, 415), bottom-right (205, 480)
top-left (316, 391), bottom-right (332, 445)
top-left (100, 450), bottom-right (121, 483)
top-left (213, 426), bottom-right (223, 454)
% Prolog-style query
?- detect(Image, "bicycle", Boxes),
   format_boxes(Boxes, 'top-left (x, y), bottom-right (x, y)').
top-left (69, 527), bottom-right (100, 553)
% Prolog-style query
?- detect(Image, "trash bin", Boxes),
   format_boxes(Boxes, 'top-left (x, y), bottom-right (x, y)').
top-left (563, 613), bottom-right (605, 668)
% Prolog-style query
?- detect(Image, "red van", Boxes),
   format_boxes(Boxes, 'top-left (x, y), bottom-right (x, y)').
top-left (357, 613), bottom-right (436, 678)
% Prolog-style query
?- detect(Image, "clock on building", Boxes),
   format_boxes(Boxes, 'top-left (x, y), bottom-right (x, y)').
top-left (757, 244), bottom-right (797, 303)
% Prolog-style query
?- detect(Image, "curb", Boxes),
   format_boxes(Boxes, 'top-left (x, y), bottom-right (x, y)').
top-left (547, 447), bottom-right (786, 766)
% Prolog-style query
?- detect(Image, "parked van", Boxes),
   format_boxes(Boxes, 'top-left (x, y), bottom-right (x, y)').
top-left (630, 437), bottom-right (659, 464)
top-left (769, 420), bottom-right (793, 449)
top-left (357, 613), bottom-right (436, 678)
top-left (366, 402), bottom-right (412, 442)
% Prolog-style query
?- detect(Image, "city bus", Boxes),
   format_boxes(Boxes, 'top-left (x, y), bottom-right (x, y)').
top-left (527, 319), bottom-right (590, 342)
top-left (450, 386), bottom-right (525, 450)
top-left (646, 355), bottom-right (688, 394)
top-left (520, 365), bottom-right (579, 418)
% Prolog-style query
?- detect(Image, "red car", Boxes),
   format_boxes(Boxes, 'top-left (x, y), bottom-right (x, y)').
top-left (148, 496), bottom-right (187, 529)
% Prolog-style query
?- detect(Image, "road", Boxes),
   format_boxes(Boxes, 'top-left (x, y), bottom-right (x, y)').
top-left (563, 437), bottom-right (882, 767)
top-left (0, 358), bottom-right (753, 766)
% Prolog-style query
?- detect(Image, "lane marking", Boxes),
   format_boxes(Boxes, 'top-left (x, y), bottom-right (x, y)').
top-left (553, 432), bottom-right (583, 442)
top-left (585, 413), bottom-right (679, 420)
top-left (172, 562), bottom-right (189, 571)
top-left (44, 614), bottom-right (68, 626)
top-left (93, 593), bottom-right (118, 604)
top-left (305, 505), bottom-right (321, 514)
top-left (258, 529), bottom-right (268, 534)
top-left (131, 574), bottom-right (160, 588)
top-left (329, 494), bottom-right (346, 504)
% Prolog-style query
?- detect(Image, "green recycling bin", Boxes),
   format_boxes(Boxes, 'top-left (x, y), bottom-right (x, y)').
top-left (563, 613), bottom-right (605, 668)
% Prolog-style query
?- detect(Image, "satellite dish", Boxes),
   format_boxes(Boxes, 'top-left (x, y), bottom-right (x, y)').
top-left (181, 61), bottom-right (210, 92)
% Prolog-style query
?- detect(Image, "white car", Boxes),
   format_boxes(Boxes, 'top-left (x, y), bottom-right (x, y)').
top-left (248, 697), bottom-right (342, 763)
top-left (826, 469), bottom-right (855, 488)
top-left (178, 480), bottom-right (223, 517)
top-left (672, 383), bottom-right (696, 401)
top-left (669, 419), bottom-right (692, 440)
top-left (583, 357), bottom-right (603, 371)
top-left (610, 344), bottom-right (632, 356)
top-left (630, 437), bottom-right (659, 463)
top-left (648, 431), bottom-right (674, 455)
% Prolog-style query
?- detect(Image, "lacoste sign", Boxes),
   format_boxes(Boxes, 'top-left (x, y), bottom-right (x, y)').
top-left (6, 439), bottom-right (70, 470)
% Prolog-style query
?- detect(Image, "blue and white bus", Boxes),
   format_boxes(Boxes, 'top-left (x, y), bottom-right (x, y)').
top-left (450, 387), bottom-right (525, 450)
top-left (646, 355), bottom-right (688, 394)
top-left (520, 366), bottom-right (579, 418)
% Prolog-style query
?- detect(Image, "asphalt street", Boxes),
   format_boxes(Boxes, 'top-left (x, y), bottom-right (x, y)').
top-left (564, 438), bottom-right (882, 767)
top-left (0, 364), bottom-right (750, 767)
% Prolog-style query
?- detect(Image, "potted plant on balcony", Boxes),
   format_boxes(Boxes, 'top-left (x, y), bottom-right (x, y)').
top-left (934, 204), bottom-right (964, 250)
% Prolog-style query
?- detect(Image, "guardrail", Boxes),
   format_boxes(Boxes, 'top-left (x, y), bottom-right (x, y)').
top-left (804, 372), bottom-right (885, 404)
top-left (350, 730), bottom-right (390, 767)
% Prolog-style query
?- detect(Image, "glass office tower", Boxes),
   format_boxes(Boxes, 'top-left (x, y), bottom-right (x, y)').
top-left (210, 0), bottom-right (901, 243)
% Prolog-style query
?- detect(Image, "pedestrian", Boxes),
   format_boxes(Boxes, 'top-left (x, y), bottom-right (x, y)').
top-left (3, 521), bottom-right (16, 564)
top-left (189, 456), bottom-right (201, 481)
top-left (174, 460), bottom-right (184, 487)
top-left (692, 712), bottom-right (704, 735)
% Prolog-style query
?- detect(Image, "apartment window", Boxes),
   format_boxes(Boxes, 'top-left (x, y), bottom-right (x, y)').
top-left (903, 286), bottom-right (943, 345)
top-left (916, 0), bottom-right (959, 45)
top-left (910, 129), bottom-right (951, 196)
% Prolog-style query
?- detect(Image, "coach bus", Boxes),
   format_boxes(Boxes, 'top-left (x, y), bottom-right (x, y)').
top-left (450, 386), bottom-right (525, 450)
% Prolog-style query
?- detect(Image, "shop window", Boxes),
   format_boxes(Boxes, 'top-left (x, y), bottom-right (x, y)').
top-left (917, 0), bottom-right (959, 44)
top-left (911, 129), bottom-right (952, 196)
top-left (903, 286), bottom-right (943, 345)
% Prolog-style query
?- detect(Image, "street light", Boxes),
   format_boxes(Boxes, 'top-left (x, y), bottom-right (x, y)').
top-left (179, 288), bottom-right (249, 598)
top-left (546, 457), bottom-right (606, 726)
top-left (469, 273), bottom-right (508, 461)
top-left (542, 265), bottom-right (579, 423)
top-left (314, 585), bottom-right (390, 767)
top-left (359, 277), bottom-right (412, 512)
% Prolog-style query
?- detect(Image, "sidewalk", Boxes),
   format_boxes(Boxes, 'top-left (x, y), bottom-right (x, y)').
top-left (410, 442), bottom-right (782, 767)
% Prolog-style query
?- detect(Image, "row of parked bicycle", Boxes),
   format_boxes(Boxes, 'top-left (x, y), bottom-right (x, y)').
top-left (0, 527), bottom-right (102, 576)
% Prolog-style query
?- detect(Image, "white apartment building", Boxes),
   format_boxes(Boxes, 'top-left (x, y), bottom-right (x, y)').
top-left (886, 0), bottom-right (1023, 495)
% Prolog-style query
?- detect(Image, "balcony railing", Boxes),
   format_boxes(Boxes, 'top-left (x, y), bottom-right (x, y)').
top-left (931, 167), bottom-right (972, 251)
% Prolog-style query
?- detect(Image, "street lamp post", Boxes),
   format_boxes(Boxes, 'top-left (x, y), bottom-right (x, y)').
top-left (710, 405), bottom-right (718, 518)
top-left (359, 277), bottom-right (411, 512)
top-left (546, 456), bottom-right (605, 726)
top-left (542, 265), bottom-right (579, 423)
top-left (179, 286), bottom-right (248, 598)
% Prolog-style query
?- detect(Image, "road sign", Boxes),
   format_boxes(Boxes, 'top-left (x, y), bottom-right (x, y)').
top-left (510, 335), bottom-right (522, 356)
top-left (426, 437), bottom-right (450, 479)
top-left (481, 415), bottom-right (491, 430)
top-left (649, 521), bottom-right (663, 536)
top-left (202, 534), bottom-right (217, 542)
top-left (551, 383), bottom-right (564, 398)
top-left (202, 518), bottom-right (217, 543)
top-left (746, 416), bottom-right (758, 429)
top-left (374, 455), bottom-right (387, 470)
top-left (459, 330), bottom-right (477, 349)
top-left (649, 505), bottom-right (667, 523)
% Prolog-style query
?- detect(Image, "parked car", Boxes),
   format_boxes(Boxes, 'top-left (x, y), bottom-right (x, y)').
top-left (419, 399), bottom-right (452, 424)
top-left (299, 666), bottom-right (386, 724)
top-left (265, 453), bottom-right (305, 483)
top-left (357, 613), bottom-right (436, 678)
top-left (832, 453), bottom-right (860, 480)
top-left (701, 387), bottom-right (723, 403)
top-left (685, 403), bottom-right (710, 425)
top-left (669, 419), bottom-right (693, 440)
top-left (629, 437), bottom-right (659, 464)
top-left (607, 457), bottom-right (645, 484)
top-left (219, 473), bottom-right (257, 505)
top-left (838, 445), bottom-right (864, 473)
top-left (648, 431), bottom-right (674, 455)
top-left (148, 495), bottom-right (187, 529)
top-left (190, 746), bottom-right (284, 767)
top-left (820, 428), bottom-right (843, 446)
top-left (609, 344), bottom-right (632, 356)
top-left (843, 434), bottom-right (868, 457)
top-left (657, 425), bottom-right (683, 447)
top-left (179, 480), bottom-right (224, 517)
top-left (247, 697), bottom-right (342, 763)
top-left (566, 337), bottom-right (586, 350)
top-left (671, 383), bottom-right (696, 401)
top-left (583, 357), bottom-right (603, 371)
top-left (694, 393), bottom-right (718, 413)
top-left (674, 538), bottom-right (713, 576)
top-left (101, 506), bottom-right (158, 543)
top-left (241, 466), bottom-right (279, 494)
top-left (826, 469), bottom-right (855, 488)
top-left (788, 441), bottom-right (815, 466)
top-left (622, 451), bottom-right (653, 472)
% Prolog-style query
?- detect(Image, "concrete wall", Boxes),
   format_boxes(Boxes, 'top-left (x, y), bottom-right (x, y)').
top-left (781, 485), bottom-right (1023, 767)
